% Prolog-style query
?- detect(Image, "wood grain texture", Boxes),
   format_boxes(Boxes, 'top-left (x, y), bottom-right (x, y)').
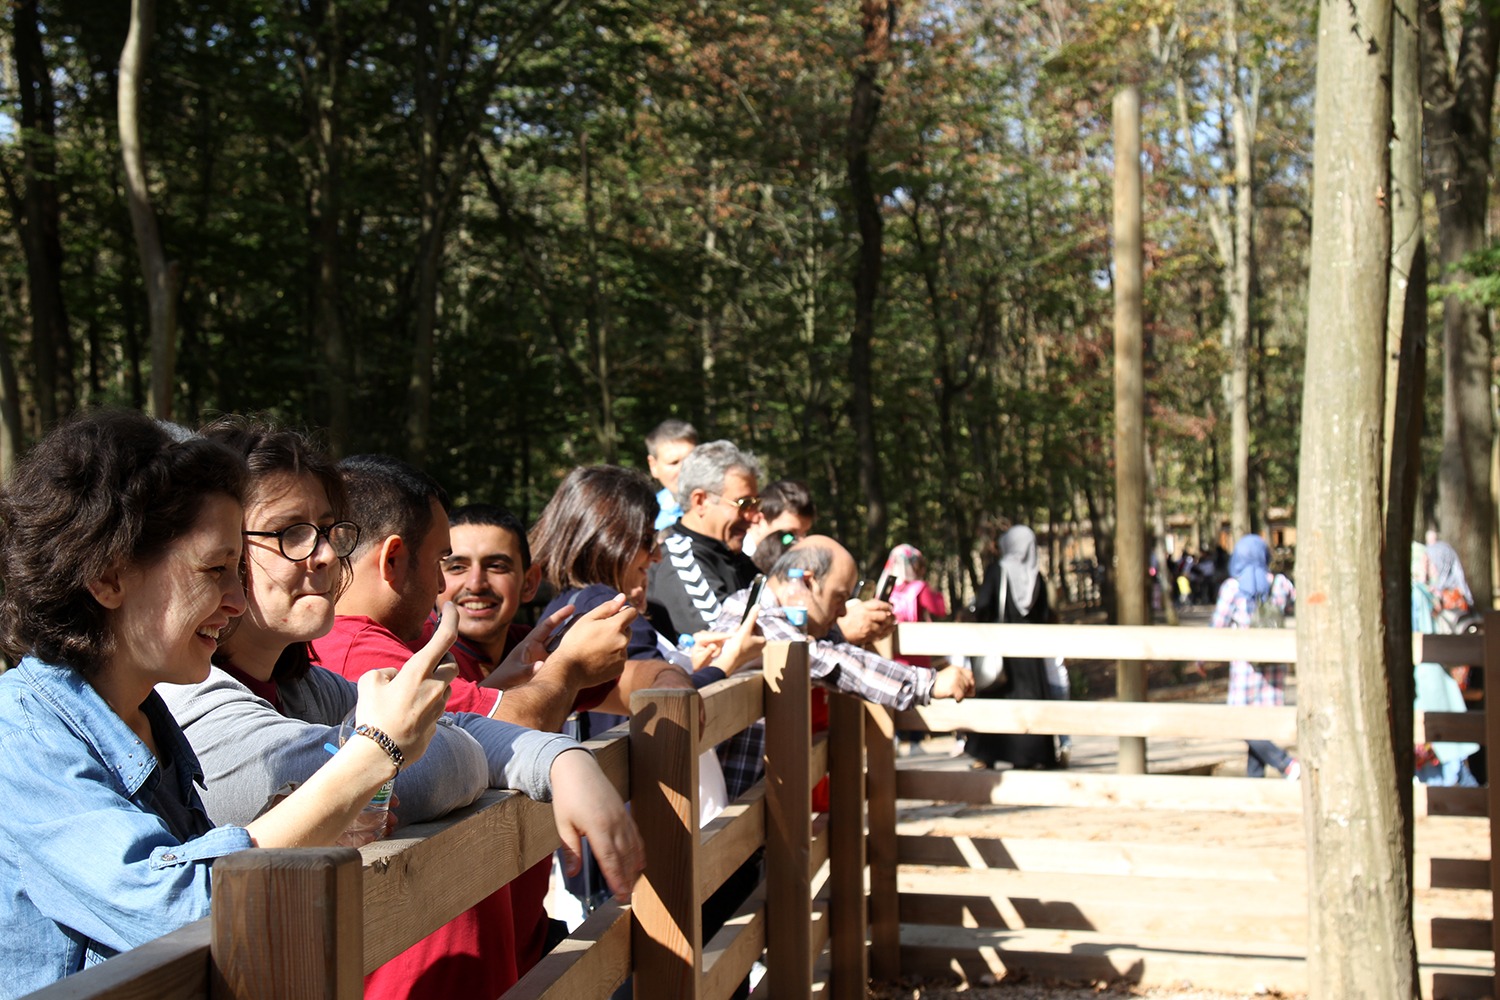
top-left (209, 848), bottom-right (362, 1000)
top-left (1417, 632), bottom-right (1485, 667)
top-left (1487, 611), bottom-right (1500, 993)
top-left (699, 671), bottom-right (766, 752)
top-left (865, 701), bottom-right (900, 982)
top-left (828, 692), bottom-right (869, 1000)
top-left (20, 919), bottom-right (209, 1000)
top-left (897, 622), bottom-right (1297, 663)
top-left (894, 700), bottom-right (1298, 742)
top-left (360, 788), bottom-right (559, 971)
top-left (1422, 785), bottom-right (1489, 818)
top-left (896, 766), bottom-right (1303, 813)
top-left (504, 897), bottom-right (631, 1000)
top-left (1418, 712), bottom-right (1486, 745)
top-left (809, 730), bottom-right (828, 786)
top-left (896, 834), bottom-right (1304, 883)
top-left (697, 780), bottom-right (766, 904)
top-left (701, 889), bottom-right (767, 1000)
top-left (630, 687), bottom-right (703, 1000)
top-left (764, 640), bottom-right (813, 1000)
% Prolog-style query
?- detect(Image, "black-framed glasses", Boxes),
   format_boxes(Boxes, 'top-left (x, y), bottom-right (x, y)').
top-left (707, 491), bottom-right (761, 513)
top-left (244, 521), bottom-right (360, 561)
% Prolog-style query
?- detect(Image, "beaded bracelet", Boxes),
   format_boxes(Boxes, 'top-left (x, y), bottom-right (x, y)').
top-left (353, 723), bottom-right (406, 772)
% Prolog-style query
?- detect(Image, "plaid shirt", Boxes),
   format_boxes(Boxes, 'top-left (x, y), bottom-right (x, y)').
top-left (1212, 574), bottom-right (1296, 707)
top-left (712, 589), bottom-right (936, 798)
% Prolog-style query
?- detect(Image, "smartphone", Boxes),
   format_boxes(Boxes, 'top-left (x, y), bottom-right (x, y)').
top-left (543, 611), bottom-right (583, 653)
top-left (740, 575), bottom-right (767, 624)
top-left (877, 575), bottom-right (897, 602)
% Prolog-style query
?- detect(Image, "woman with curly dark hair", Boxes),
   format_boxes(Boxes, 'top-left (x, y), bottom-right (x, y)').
top-left (0, 410), bottom-right (458, 998)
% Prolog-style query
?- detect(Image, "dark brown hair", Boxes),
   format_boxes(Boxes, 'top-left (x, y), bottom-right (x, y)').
top-left (0, 410), bottom-right (248, 677)
top-left (200, 416), bottom-right (351, 681)
top-left (529, 466), bottom-right (658, 593)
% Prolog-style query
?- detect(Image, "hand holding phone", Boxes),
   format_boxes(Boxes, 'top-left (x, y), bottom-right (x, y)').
top-left (877, 575), bottom-right (897, 602)
top-left (740, 575), bottom-right (767, 625)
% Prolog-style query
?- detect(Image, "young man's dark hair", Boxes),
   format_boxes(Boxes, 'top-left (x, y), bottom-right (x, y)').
top-left (759, 479), bottom-right (817, 523)
top-left (450, 503), bottom-right (531, 570)
top-left (644, 419), bottom-right (698, 457)
top-left (339, 454), bottom-right (451, 558)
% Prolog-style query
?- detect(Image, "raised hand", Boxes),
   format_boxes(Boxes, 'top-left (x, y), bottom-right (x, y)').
top-left (354, 602), bottom-right (460, 767)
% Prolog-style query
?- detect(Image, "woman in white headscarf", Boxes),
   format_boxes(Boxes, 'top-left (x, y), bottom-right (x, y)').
top-left (964, 526), bottom-right (1062, 770)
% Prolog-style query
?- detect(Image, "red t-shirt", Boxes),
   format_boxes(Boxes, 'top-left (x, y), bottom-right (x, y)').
top-left (311, 615), bottom-right (518, 1000)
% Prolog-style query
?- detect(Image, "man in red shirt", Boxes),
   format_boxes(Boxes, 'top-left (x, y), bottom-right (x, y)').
top-left (313, 457), bottom-right (638, 1000)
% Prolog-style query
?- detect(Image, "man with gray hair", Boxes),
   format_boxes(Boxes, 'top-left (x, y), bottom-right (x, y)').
top-left (647, 439), bottom-right (764, 638)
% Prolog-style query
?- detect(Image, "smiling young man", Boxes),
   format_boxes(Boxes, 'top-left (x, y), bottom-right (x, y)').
top-left (434, 504), bottom-right (541, 686)
top-left (646, 439), bottom-right (763, 638)
top-left (645, 419), bottom-right (698, 530)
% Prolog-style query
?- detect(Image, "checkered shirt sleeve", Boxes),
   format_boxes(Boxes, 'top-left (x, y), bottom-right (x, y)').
top-left (1213, 575), bottom-right (1295, 707)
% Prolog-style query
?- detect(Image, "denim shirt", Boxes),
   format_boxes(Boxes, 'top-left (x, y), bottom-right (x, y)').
top-left (0, 657), bottom-right (253, 999)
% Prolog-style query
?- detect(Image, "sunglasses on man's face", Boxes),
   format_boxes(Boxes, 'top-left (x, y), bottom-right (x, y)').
top-left (708, 491), bottom-right (761, 513)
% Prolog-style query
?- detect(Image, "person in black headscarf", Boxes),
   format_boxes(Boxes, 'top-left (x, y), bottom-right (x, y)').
top-left (965, 525), bottom-right (1059, 770)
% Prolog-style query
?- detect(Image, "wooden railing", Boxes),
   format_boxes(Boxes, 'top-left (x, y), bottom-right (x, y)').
top-left (23, 640), bottom-right (873, 1000)
top-left (883, 618), bottom-right (1497, 1000)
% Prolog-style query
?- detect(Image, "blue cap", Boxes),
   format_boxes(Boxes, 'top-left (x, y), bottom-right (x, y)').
top-left (788, 568), bottom-right (804, 578)
top-left (678, 633), bottom-right (696, 648)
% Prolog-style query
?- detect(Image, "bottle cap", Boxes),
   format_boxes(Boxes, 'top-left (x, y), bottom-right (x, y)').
top-left (678, 633), bottom-right (696, 648)
top-left (788, 568), bottom-right (804, 578)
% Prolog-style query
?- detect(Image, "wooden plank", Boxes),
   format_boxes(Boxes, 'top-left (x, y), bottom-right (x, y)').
top-left (697, 781), bottom-right (766, 905)
top-left (896, 834), bottom-right (1305, 883)
top-left (1486, 609), bottom-right (1500, 992)
top-left (504, 898), bottom-right (631, 1000)
top-left (865, 702), bottom-right (900, 982)
top-left (764, 640), bottom-right (813, 1000)
top-left (810, 814), bottom-right (830, 878)
top-left (1430, 972), bottom-right (1497, 999)
top-left (1418, 632), bottom-right (1485, 667)
top-left (1422, 785), bottom-right (1490, 818)
top-left (809, 730), bottom-right (829, 787)
top-left (701, 891), bottom-right (767, 1000)
top-left (209, 848), bottom-right (362, 1000)
top-left (585, 730), bottom-right (631, 799)
top-left (896, 766), bottom-right (1304, 813)
top-left (898, 924), bottom-right (1308, 994)
top-left (1431, 918), bottom-right (1495, 952)
top-left (897, 622), bottom-right (1297, 663)
top-left (1418, 712), bottom-right (1487, 746)
top-left (828, 691), bottom-right (869, 1000)
top-left (894, 700), bottom-right (1297, 742)
top-left (361, 789), bottom-right (559, 971)
top-left (21, 919), bottom-right (209, 1000)
top-left (630, 687), bottom-right (703, 1000)
top-left (1430, 858), bottom-right (1491, 891)
top-left (700, 671), bottom-right (765, 752)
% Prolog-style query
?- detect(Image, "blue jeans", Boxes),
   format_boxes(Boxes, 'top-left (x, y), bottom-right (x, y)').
top-left (1246, 740), bottom-right (1293, 777)
top-left (1417, 758), bottom-right (1479, 787)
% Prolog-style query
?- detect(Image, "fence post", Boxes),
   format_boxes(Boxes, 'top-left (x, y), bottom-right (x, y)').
top-left (829, 691), bottom-right (869, 999)
top-left (208, 847), bottom-right (363, 1000)
top-left (630, 687), bottom-right (703, 1000)
top-left (1485, 610), bottom-right (1500, 995)
top-left (764, 640), bottom-right (813, 1000)
top-left (865, 701), bottom-right (900, 981)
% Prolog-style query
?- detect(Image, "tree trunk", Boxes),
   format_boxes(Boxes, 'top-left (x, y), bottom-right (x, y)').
top-left (1225, 0), bottom-right (1258, 542)
top-left (1422, 0), bottom-right (1499, 608)
top-left (1383, 0), bottom-right (1425, 935)
top-left (1113, 86), bottom-right (1147, 775)
top-left (846, 0), bottom-right (896, 572)
top-left (12, 0), bottom-right (70, 428)
top-left (295, 0), bottom-right (351, 456)
top-left (581, 130), bottom-right (617, 464)
top-left (118, 0), bottom-right (178, 421)
top-left (1297, 0), bottom-right (1417, 991)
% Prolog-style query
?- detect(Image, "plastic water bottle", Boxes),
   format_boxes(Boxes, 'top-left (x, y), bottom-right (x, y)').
top-left (333, 711), bottom-right (394, 848)
top-left (782, 568), bottom-right (812, 632)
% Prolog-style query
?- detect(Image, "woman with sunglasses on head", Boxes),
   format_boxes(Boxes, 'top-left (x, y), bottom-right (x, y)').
top-left (155, 420), bottom-right (644, 1000)
top-left (0, 411), bottom-right (457, 998)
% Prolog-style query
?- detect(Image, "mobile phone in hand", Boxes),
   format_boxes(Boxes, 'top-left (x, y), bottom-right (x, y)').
top-left (877, 575), bottom-right (897, 602)
top-left (543, 612), bottom-right (583, 654)
top-left (740, 575), bottom-right (767, 624)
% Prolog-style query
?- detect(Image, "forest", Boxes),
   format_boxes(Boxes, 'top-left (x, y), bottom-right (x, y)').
top-left (0, 0), bottom-right (1486, 606)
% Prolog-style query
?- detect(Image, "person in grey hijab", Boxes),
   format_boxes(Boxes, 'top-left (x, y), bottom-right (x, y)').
top-left (965, 525), bottom-right (1061, 770)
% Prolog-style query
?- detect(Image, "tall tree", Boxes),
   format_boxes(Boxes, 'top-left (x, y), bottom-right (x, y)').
top-left (118, 0), bottom-right (177, 420)
top-left (7, 0), bottom-right (72, 428)
top-left (1296, 0), bottom-right (1417, 991)
top-left (1421, 0), bottom-right (1498, 607)
top-left (846, 0), bottom-right (897, 569)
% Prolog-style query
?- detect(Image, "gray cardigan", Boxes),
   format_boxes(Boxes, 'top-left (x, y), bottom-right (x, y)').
top-left (158, 664), bottom-right (579, 828)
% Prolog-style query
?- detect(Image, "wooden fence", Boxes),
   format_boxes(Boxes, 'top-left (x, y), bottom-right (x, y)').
top-left (22, 640), bottom-right (878, 1000)
top-left (885, 617), bottom-right (1499, 999)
